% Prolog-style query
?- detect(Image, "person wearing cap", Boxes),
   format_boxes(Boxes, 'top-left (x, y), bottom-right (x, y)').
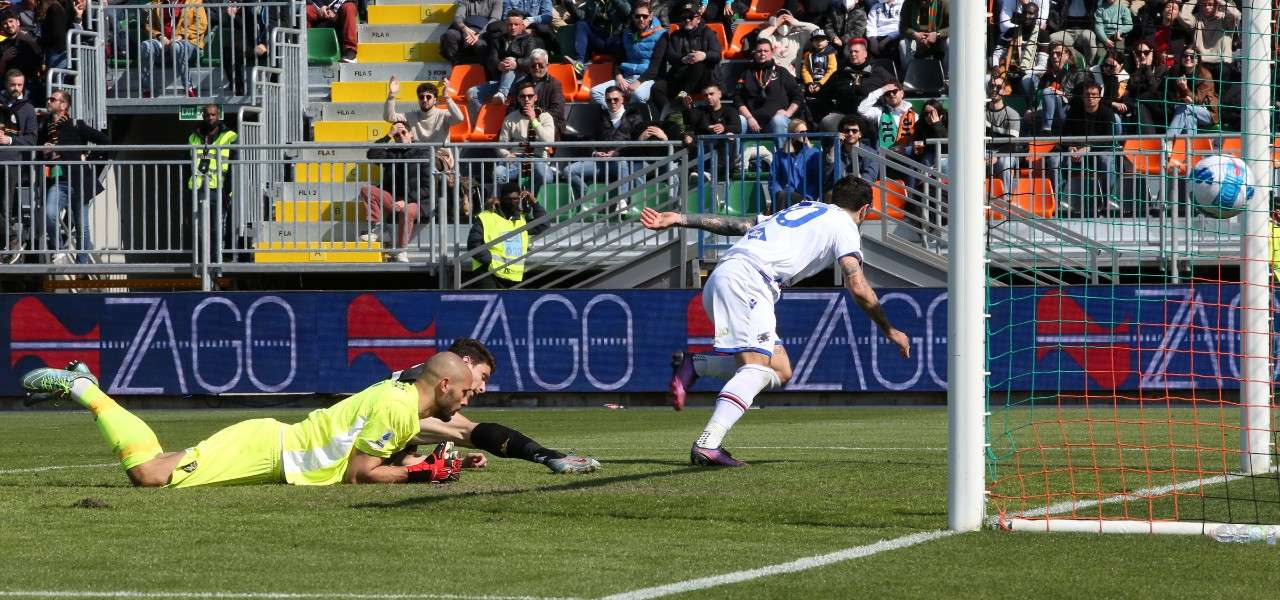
top-left (800, 29), bottom-right (838, 103)
top-left (638, 3), bottom-right (722, 114)
top-left (757, 8), bottom-right (819, 77)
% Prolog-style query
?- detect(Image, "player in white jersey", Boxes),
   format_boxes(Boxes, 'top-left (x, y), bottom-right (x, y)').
top-left (640, 176), bottom-right (911, 466)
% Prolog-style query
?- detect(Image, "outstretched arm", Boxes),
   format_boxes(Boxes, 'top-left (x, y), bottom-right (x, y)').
top-left (640, 207), bottom-right (755, 236)
top-left (839, 255), bottom-right (910, 358)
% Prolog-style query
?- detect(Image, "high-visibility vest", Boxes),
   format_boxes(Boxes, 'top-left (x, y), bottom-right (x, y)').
top-left (187, 129), bottom-right (238, 190)
top-left (471, 210), bottom-right (528, 283)
top-left (1271, 222), bottom-right (1280, 283)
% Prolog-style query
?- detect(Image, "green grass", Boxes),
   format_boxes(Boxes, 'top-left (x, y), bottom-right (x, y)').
top-left (0, 407), bottom-right (1275, 599)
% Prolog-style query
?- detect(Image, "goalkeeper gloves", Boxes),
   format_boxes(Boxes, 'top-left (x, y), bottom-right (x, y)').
top-left (404, 442), bottom-right (463, 483)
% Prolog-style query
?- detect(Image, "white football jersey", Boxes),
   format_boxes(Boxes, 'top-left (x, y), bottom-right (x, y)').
top-left (720, 201), bottom-right (863, 286)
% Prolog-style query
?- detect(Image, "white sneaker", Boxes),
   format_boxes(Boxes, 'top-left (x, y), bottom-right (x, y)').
top-left (391, 251), bottom-right (409, 263)
top-left (359, 232), bottom-right (380, 243)
top-left (491, 92), bottom-right (506, 105)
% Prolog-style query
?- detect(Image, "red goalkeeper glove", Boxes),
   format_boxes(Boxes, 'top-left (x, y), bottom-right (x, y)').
top-left (404, 442), bottom-right (463, 483)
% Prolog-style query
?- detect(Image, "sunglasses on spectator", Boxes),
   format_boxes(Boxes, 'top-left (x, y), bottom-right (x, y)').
top-left (841, 128), bottom-right (860, 134)
top-left (519, 93), bottom-right (537, 99)
top-left (886, 88), bottom-right (902, 94)
top-left (1135, 49), bottom-right (1152, 55)
top-left (1183, 53), bottom-right (1199, 59)
top-left (633, 12), bottom-right (650, 18)
top-left (419, 93), bottom-right (435, 100)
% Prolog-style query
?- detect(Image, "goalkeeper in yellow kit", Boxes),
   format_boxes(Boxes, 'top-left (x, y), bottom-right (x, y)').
top-left (21, 352), bottom-right (474, 488)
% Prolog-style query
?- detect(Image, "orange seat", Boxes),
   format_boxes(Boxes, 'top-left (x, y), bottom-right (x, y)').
top-left (467, 101), bottom-right (507, 142)
top-left (1122, 138), bottom-right (1167, 175)
top-left (1009, 176), bottom-right (1056, 218)
top-left (705, 22), bottom-right (729, 57)
top-left (446, 64), bottom-right (486, 103)
top-left (448, 104), bottom-right (471, 143)
top-left (727, 22), bottom-right (764, 59)
top-left (547, 63), bottom-right (580, 101)
top-left (1169, 137), bottom-right (1215, 174)
top-left (869, 179), bottom-right (907, 221)
top-left (577, 62), bottom-right (614, 101)
top-left (746, 0), bottom-right (784, 20)
top-left (984, 177), bottom-right (1009, 220)
top-left (1221, 136), bottom-right (1242, 157)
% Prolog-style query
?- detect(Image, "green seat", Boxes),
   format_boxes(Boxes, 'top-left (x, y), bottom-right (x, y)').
top-left (535, 183), bottom-right (576, 221)
top-left (107, 19), bottom-right (138, 67)
top-left (579, 183), bottom-right (616, 221)
top-left (629, 180), bottom-right (670, 211)
top-left (200, 27), bottom-right (221, 67)
top-left (724, 181), bottom-right (764, 216)
top-left (308, 28), bottom-right (340, 66)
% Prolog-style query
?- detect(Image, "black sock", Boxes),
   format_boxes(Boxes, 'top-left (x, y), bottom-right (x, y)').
top-left (471, 422), bottom-right (566, 464)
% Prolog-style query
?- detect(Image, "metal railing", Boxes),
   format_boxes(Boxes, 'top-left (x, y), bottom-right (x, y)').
top-left (47, 25), bottom-right (108, 130)
top-left (0, 140), bottom-right (691, 290)
top-left (100, 1), bottom-right (302, 105)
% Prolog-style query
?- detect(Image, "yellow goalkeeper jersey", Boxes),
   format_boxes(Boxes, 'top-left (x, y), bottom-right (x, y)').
top-left (281, 380), bottom-right (421, 485)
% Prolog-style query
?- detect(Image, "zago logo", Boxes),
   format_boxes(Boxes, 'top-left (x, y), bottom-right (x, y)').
top-left (1034, 290), bottom-right (1133, 389)
top-left (684, 293), bottom-right (713, 353)
top-left (8, 297), bottom-right (101, 374)
top-left (345, 294), bottom-right (437, 370)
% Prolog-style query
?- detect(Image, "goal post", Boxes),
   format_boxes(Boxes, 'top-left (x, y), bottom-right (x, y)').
top-left (948, 0), bottom-right (1279, 534)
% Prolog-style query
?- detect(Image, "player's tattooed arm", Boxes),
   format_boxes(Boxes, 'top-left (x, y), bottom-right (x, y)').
top-left (640, 208), bottom-right (754, 235)
top-left (679, 213), bottom-right (756, 236)
top-left (840, 255), bottom-right (911, 358)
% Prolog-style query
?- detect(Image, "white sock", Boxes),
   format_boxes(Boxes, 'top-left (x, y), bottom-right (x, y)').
top-left (695, 364), bottom-right (779, 449)
top-left (692, 353), bottom-right (737, 380)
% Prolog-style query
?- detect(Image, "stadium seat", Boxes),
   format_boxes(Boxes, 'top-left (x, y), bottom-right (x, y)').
top-left (1219, 137), bottom-right (1280, 167)
top-left (536, 183), bottom-right (576, 221)
top-left (705, 23), bottom-right (729, 57)
top-left (308, 28), bottom-right (340, 66)
top-left (446, 64), bottom-right (485, 103)
top-left (727, 22), bottom-right (764, 59)
top-left (200, 28), bottom-right (221, 67)
top-left (467, 101), bottom-right (507, 142)
top-left (547, 64), bottom-right (580, 101)
top-left (449, 104), bottom-right (471, 143)
top-left (1122, 138), bottom-right (1168, 175)
top-left (746, 0), bottom-right (784, 20)
top-left (903, 59), bottom-right (946, 96)
top-left (984, 178), bottom-right (1011, 220)
top-left (869, 58), bottom-right (898, 83)
top-left (1009, 176), bottom-right (1056, 218)
top-left (869, 179), bottom-right (907, 221)
top-left (577, 62), bottom-right (614, 101)
top-left (725, 181), bottom-right (765, 216)
top-left (564, 102), bottom-right (602, 140)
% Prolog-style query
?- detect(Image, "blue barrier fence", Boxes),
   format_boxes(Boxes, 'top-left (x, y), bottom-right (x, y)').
top-left (1, 286), bottom-right (1273, 396)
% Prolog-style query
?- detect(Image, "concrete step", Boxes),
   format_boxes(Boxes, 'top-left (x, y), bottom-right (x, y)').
top-left (314, 120), bottom-right (392, 142)
top-left (340, 62), bottom-right (450, 83)
top-left (331, 80), bottom-right (441, 103)
top-left (273, 199), bottom-right (368, 222)
top-left (309, 65), bottom-right (340, 88)
top-left (274, 182), bottom-right (368, 201)
top-left (368, 4), bottom-right (455, 25)
top-left (357, 42), bottom-right (444, 63)
top-left (360, 23), bottom-right (448, 44)
top-left (256, 220), bottom-right (369, 244)
top-left (293, 162), bottom-right (381, 183)
top-left (253, 240), bottom-right (384, 263)
top-left (296, 147), bottom-right (371, 162)
top-left (320, 101), bottom-right (416, 121)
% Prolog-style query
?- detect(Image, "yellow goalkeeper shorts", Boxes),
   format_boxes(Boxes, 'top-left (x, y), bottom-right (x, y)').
top-left (165, 418), bottom-right (287, 488)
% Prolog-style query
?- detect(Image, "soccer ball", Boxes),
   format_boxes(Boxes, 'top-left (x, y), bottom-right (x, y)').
top-left (1188, 154), bottom-right (1254, 219)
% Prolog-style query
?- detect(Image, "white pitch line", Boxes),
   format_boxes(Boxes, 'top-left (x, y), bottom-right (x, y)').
top-left (597, 530), bottom-right (957, 600)
top-left (1015, 472), bottom-right (1245, 519)
top-left (0, 463), bottom-right (115, 475)
top-left (0, 592), bottom-right (579, 600)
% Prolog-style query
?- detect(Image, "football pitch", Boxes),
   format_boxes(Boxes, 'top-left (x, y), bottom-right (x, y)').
top-left (0, 406), bottom-right (1274, 599)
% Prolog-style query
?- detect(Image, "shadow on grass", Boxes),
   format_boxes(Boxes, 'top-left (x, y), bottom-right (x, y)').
top-left (350, 465), bottom-right (714, 509)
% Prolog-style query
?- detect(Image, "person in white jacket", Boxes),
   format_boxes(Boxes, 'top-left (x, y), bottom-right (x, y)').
top-left (994, 0), bottom-right (1050, 74)
top-left (865, 0), bottom-right (904, 63)
top-left (757, 9), bottom-right (819, 77)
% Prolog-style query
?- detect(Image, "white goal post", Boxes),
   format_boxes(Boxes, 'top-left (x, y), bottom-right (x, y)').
top-left (946, 0), bottom-right (1277, 534)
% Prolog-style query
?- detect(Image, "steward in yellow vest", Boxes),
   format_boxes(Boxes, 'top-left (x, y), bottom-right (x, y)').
top-left (188, 105), bottom-right (237, 190)
top-left (466, 182), bottom-right (548, 288)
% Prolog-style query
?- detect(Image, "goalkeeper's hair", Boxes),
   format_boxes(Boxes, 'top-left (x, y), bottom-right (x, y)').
top-left (447, 337), bottom-right (496, 371)
top-left (829, 176), bottom-right (873, 213)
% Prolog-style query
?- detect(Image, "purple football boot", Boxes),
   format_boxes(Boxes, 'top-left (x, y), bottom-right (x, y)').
top-left (691, 443), bottom-right (747, 467)
top-left (668, 352), bottom-right (698, 411)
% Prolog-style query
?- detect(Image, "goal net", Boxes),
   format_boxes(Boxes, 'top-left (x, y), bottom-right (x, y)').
top-left (977, 0), bottom-right (1280, 535)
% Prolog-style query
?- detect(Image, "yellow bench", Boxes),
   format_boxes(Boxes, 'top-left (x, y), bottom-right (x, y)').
top-left (367, 4), bottom-right (455, 25)
top-left (253, 241), bottom-right (384, 263)
top-left (273, 199), bottom-right (368, 222)
top-left (293, 162), bottom-right (382, 183)
top-left (313, 121), bottom-right (390, 143)
top-left (356, 42), bottom-right (444, 63)
top-left (329, 80), bottom-right (442, 103)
